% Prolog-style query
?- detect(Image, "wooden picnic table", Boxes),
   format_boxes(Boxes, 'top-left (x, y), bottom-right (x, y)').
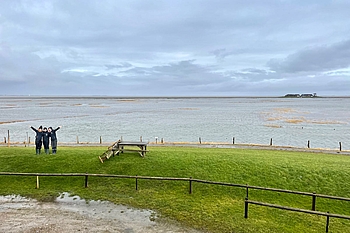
top-left (113, 141), bottom-right (149, 157)
top-left (99, 140), bottom-right (149, 163)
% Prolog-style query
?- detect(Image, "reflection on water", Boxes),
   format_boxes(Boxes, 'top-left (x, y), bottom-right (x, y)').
top-left (0, 192), bottom-right (157, 224)
top-left (56, 192), bottom-right (157, 224)
top-left (0, 97), bottom-right (350, 149)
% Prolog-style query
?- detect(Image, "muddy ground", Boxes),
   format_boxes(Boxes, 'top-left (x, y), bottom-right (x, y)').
top-left (0, 193), bottom-right (203, 233)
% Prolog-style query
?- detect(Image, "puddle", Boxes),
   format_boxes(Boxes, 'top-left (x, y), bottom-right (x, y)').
top-left (55, 192), bottom-right (157, 225)
top-left (0, 193), bottom-right (203, 233)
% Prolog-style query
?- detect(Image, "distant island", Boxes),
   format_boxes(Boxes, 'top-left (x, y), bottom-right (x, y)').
top-left (284, 93), bottom-right (318, 98)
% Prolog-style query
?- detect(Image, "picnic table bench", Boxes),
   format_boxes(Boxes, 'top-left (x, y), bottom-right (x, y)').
top-left (99, 140), bottom-right (149, 163)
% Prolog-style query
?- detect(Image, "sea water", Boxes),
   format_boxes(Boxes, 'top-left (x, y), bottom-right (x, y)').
top-left (0, 97), bottom-right (349, 150)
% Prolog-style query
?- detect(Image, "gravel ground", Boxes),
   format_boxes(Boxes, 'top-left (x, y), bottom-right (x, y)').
top-left (0, 193), bottom-right (203, 233)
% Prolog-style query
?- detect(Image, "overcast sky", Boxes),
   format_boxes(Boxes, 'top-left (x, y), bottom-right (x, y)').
top-left (1, 0), bottom-right (350, 96)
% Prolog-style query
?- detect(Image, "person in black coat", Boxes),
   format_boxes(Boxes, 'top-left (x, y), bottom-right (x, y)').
top-left (48, 126), bottom-right (61, 154)
top-left (42, 127), bottom-right (50, 154)
top-left (30, 125), bottom-right (43, 155)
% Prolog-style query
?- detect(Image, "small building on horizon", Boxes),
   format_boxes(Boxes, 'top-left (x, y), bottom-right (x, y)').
top-left (300, 94), bottom-right (313, 98)
top-left (284, 93), bottom-right (317, 98)
top-left (284, 94), bottom-right (301, 98)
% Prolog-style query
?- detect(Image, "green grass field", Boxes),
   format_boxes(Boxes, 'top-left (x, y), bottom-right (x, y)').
top-left (0, 146), bottom-right (350, 232)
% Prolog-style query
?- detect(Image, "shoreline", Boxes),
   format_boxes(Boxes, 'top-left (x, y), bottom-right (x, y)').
top-left (1, 96), bottom-right (350, 99)
top-left (1, 141), bottom-right (349, 155)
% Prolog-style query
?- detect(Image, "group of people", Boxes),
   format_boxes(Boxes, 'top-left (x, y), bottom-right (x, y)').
top-left (30, 126), bottom-right (61, 155)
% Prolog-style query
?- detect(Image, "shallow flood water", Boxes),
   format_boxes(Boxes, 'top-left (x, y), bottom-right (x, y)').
top-left (0, 193), bottom-right (202, 233)
top-left (0, 97), bottom-right (349, 150)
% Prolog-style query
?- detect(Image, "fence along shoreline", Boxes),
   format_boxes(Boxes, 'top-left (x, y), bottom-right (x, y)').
top-left (1, 129), bottom-right (349, 151)
top-left (0, 140), bottom-right (349, 156)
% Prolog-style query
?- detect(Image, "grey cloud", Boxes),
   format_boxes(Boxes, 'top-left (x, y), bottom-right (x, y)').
top-left (118, 60), bottom-right (225, 88)
top-left (268, 40), bottom-right (350, 73)
top-left (211, 49), bottom-right (237, 62)
top-left (105, 63), bottom-right (133, 70)
top-left (1, 1), bottom-right (350, 96)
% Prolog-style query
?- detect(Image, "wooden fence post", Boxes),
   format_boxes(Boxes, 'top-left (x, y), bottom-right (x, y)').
top-left (246, 184), bottom-right (249, 199)
top-left (199, 137), bottom-right (202, 144)
top-left (136, 175), bottom-right (138, 191)
top-left (326, 212), bottom-right (330, 233)
top-left (270, 138), bottom-right (273, 146)
top-left (100, 136), bottom-right (102, 144)
top-left (4, 137), bottom-right (6, 144)
top-left (312, 192), bottom-right (316, 211)
top-left (232, 137), bottom-right (235, 144)
top-left (307, 140), bottom-right (310, 148)
top-left (189, 177), bottom-right (193, 194)
top-left (7, 130), bottom-right (10, 147)
top-left (244, 198), bottom-right (249, 218)
top-left (36, 176), bottom-right (39, 189)
top-left (85, 173), bottom-right (88, 188)
top-left (339, 142), bottom-right (342, 151)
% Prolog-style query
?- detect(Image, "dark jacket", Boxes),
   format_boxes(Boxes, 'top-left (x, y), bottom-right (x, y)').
top-left (49, 127), bottom-right (60, 141)
top-left (31, 126), bottom-right (43, 142)
top-left (43, 131), bottom-right (50, 145)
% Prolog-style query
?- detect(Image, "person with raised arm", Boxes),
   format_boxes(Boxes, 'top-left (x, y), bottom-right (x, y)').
top-left (48, 126), bottom-right (61, 154)
top-left (30, 125), bottom-right (43, 155)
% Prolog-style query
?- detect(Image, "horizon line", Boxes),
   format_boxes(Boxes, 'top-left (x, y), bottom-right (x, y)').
top-left (1, 95), bottom-right (350, 99)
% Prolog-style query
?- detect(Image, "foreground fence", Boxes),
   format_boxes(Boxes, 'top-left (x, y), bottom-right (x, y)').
top-left (1, 172), bottom-right (350, 232)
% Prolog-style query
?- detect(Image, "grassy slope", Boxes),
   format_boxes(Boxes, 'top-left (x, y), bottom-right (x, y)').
top-left (0, 146), bottom-right (350, 232)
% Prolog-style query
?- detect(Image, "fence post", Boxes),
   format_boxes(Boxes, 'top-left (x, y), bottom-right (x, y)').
top-left (7, 130), bottom-right (10, 147)
top-left (312, 192), bottom-right (316, 211)
top-left (246, 184), bottom-right (249, 199)
top-left (140, 136), bottom-right (142, 142)
top-left (307, 140), bottom-right (310, 148)
top-left (4, 137), bottom-right (6, 143)
top-left (77, 136), bottom-right (79, 144)
top-left (136, 175), bottom-right (138, 191)
top-left (189, 177), bottom-right (193, 194)
top-left (85, 173), bottom-right (88, 188)
top-left (232, 137), bottom-right (235, 144)
top-left (270, 138), bottom-right (273, 146)
top-left (36, 176), bottom-right (39, 189)
top-left (339, 142), bottom-right (342, 151)
top-left (244, 198), bottom-right (249, 218)
top-left (199, 137), bottom-right (202, 144)
top-left (325, 212), bottom-right (330, 233)
top-left (100, 136), bottom-right (102, 144)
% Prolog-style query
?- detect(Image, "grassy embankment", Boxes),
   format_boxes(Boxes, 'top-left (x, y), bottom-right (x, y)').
top-left (0, 146), bottom-right (350, 233)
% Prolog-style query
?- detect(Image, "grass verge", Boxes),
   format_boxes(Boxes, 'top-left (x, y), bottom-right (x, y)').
top-left (0, 146), bottom-right (350, 232)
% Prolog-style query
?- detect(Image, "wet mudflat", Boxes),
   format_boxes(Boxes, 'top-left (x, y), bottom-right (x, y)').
top-left (0, 193), bottom-right (203, 233)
